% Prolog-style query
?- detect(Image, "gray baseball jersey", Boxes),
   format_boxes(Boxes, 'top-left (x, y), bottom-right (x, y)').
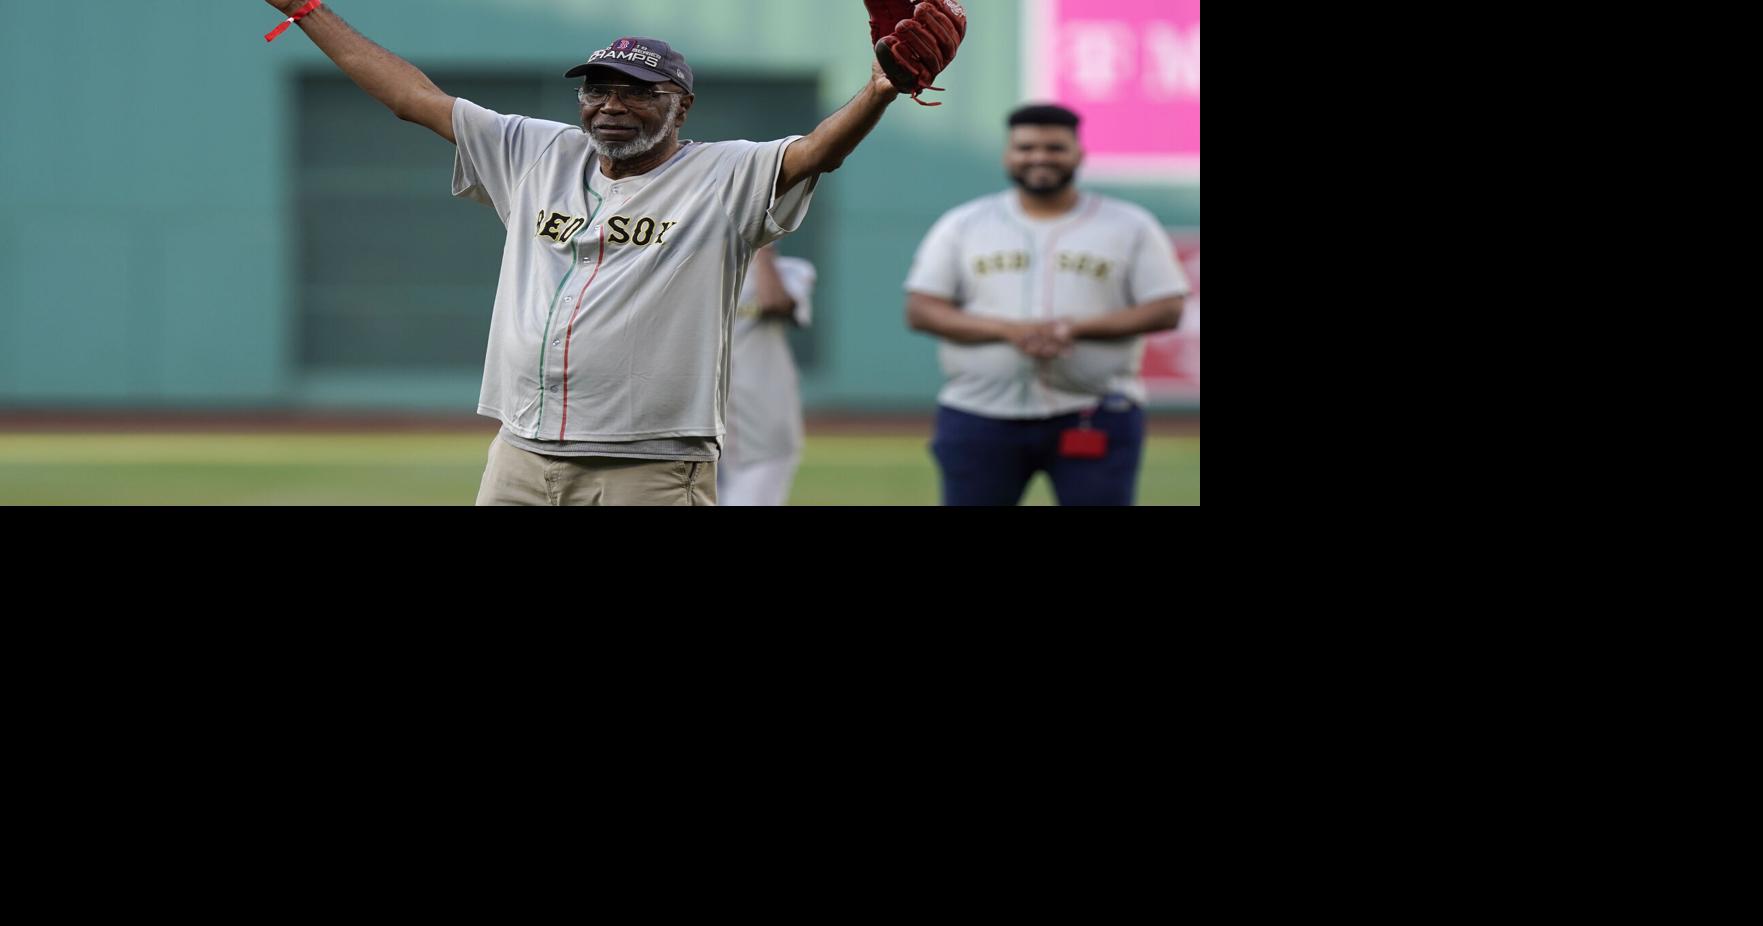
top-left (451, 98), bottom-right (818, 447)
top-left (724, 256), bottom-right (815, 468)
top-left (904, 191), bottom-right (1191, 419)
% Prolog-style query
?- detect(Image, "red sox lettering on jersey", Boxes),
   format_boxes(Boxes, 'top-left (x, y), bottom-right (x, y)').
top-left (452, 97), bottom-right (818, 442)
top-left (604, 215), bottom-right (681, 247)
top-left (535, 209), bottom-right (587, 243)
top-left (970, 250), bottom-right (1114, 280)
top-left (535, 209), bottom-right (680, 247)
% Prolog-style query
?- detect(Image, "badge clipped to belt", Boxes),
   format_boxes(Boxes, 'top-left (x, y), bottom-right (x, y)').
top-left (1059, 408), bottom-right (1108, 460)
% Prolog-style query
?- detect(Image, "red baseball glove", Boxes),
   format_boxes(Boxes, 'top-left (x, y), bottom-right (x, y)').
top-left (866, 0), bottom-right (968, 106)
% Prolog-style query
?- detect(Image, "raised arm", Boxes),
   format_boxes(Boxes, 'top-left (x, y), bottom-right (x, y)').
top-left (263, 0), bottom-right (457, 143)
top-left (777, 1), bottom-right (967, 195)
top-left (775, 62), bottom-right (899, 197)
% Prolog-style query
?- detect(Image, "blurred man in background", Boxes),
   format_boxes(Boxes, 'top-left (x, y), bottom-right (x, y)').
top-left (903, 103), bottom-right (1190, 506)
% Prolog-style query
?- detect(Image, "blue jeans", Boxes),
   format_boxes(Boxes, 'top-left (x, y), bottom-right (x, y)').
top-left (930, 401), bottom-right (1145, 506)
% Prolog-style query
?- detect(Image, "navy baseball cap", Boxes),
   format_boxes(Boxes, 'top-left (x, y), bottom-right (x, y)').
top-left (565, 37), bottom-right (694, 92)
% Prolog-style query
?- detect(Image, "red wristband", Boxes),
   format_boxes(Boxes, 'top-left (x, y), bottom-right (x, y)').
top-left (265, 0), bottom-right (324, 42)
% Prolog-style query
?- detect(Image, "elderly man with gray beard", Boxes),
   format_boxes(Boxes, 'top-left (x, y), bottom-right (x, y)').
top-left (261, 0), bottom-right (931, 505)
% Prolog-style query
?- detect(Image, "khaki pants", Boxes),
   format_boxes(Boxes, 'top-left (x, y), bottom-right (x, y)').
top-left (475, 437), bottom-right (717, 506)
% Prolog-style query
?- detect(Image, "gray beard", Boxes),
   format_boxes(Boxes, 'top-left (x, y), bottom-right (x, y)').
top-left (588, 96), bottom-right (680, 162)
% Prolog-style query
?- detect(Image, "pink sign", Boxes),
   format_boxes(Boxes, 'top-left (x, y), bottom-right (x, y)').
top-left (1024, 0), bottom-right (1201, 179)
top-left (1141, 232), bottom-right (1200, 403)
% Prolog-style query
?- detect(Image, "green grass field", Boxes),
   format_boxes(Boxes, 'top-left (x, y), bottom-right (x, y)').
top-left (0, 432), bottom-right (1199, 505)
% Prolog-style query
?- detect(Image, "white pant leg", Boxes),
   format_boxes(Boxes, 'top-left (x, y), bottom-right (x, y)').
top-left (716, 454), bottom-right (800, 506)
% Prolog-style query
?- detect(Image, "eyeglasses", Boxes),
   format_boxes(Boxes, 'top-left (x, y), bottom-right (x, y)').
top-left (576, 84), bottom-right (685, 106)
